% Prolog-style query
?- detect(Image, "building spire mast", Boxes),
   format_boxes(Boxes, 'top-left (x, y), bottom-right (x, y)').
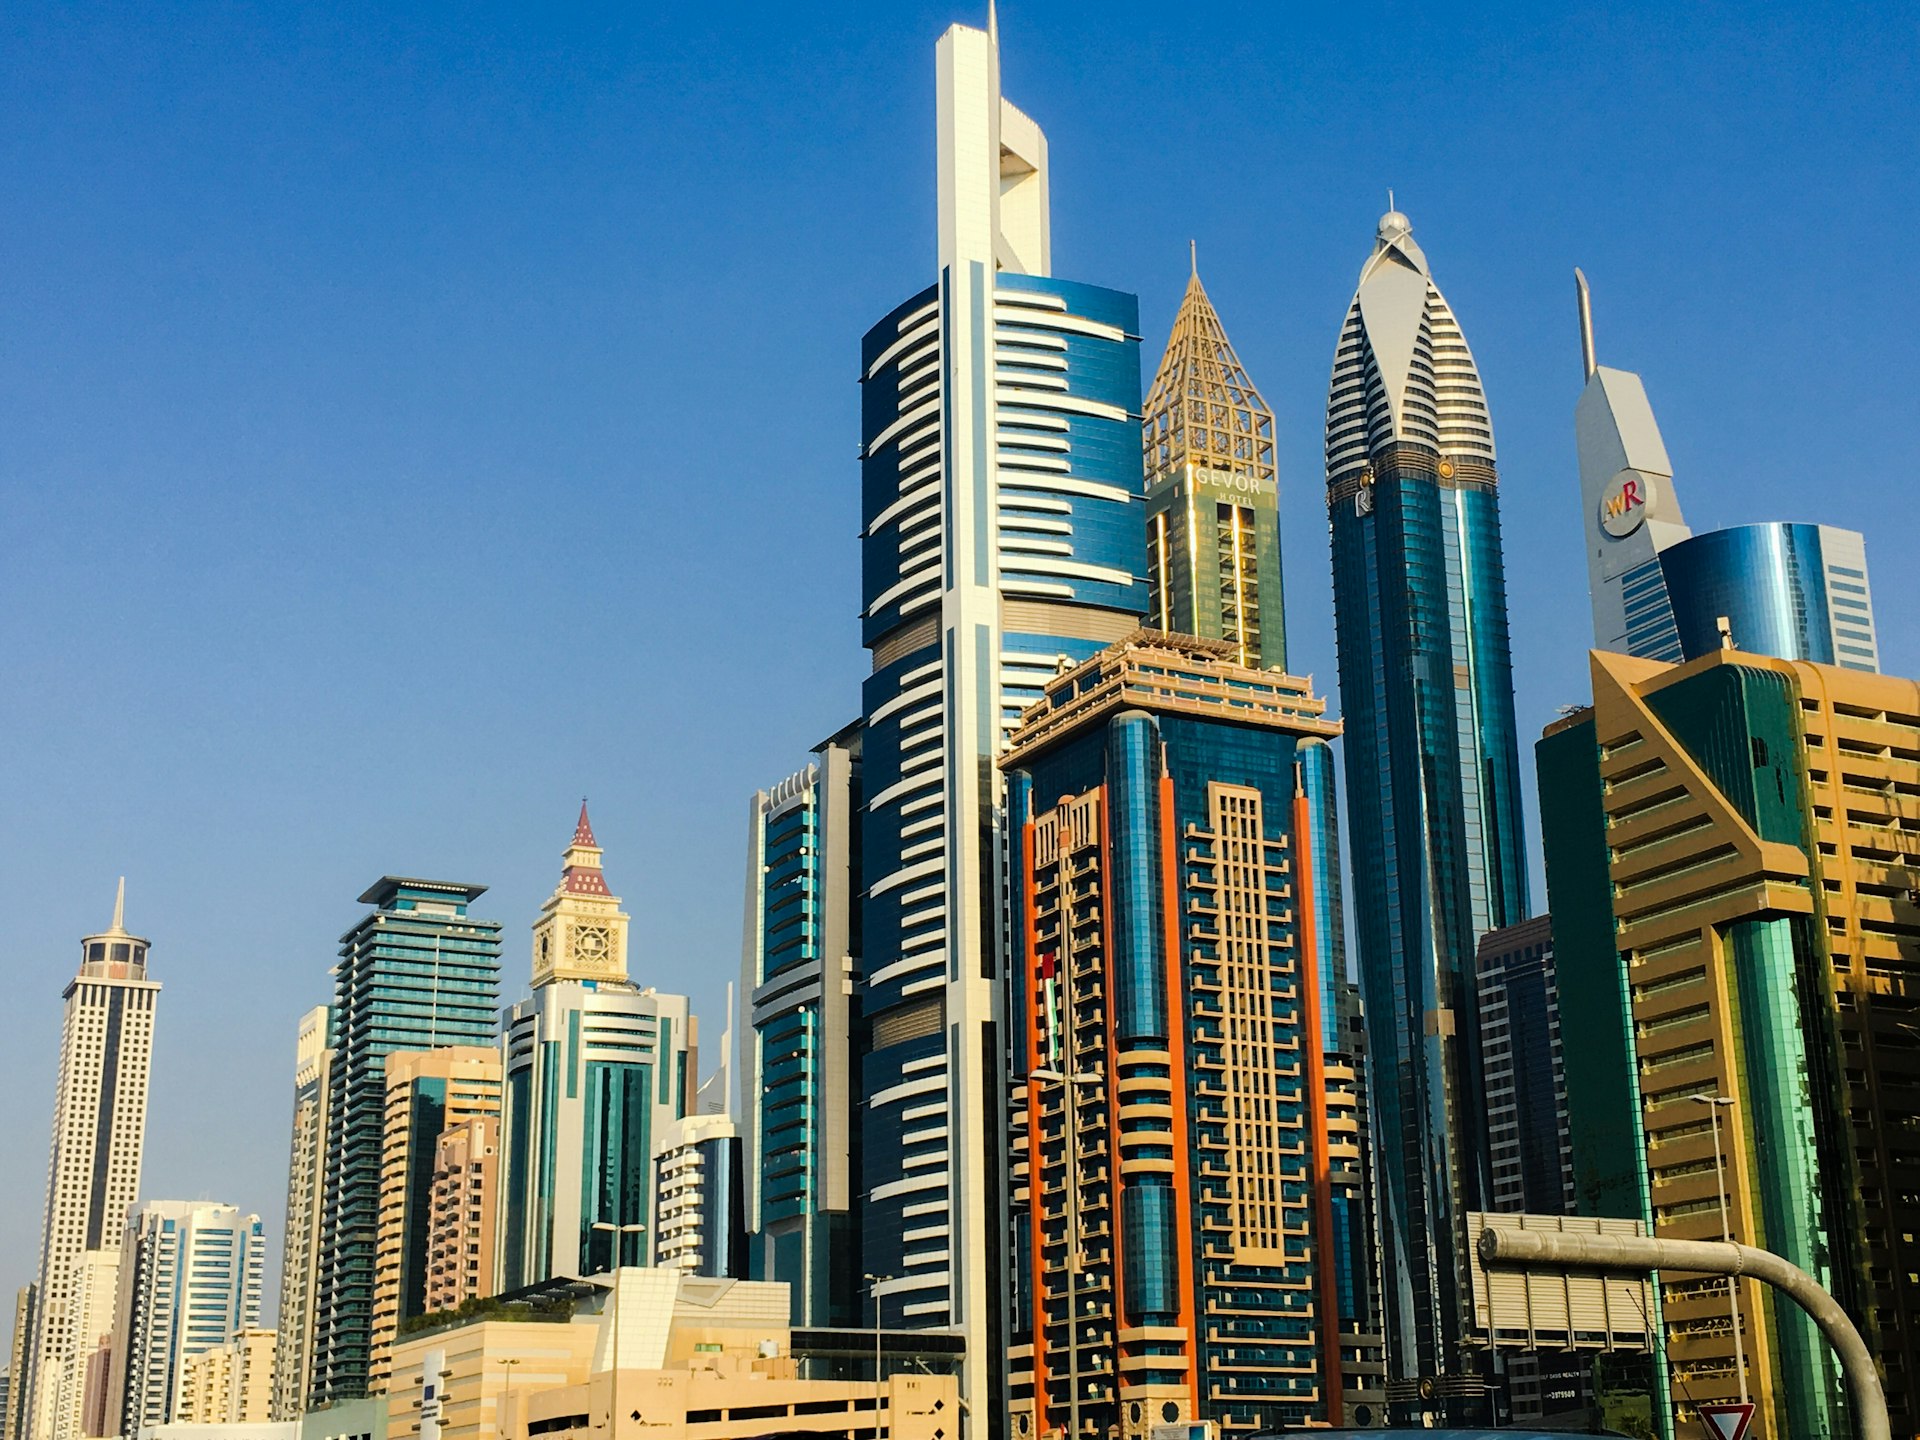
top-left (110, 875), bottom-right (127, 935)
top-left (1575, 267), bottom-right (1597, 381)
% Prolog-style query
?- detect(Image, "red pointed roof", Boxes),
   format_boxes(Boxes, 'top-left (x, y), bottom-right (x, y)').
top-left (563, 799), bottom-right (611, 895)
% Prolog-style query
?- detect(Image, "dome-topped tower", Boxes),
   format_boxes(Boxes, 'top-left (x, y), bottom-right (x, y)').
top-left (1327, 205), bottom-right (1493, 488)
top-left (1320, 205), bottom-right (1530, 1389)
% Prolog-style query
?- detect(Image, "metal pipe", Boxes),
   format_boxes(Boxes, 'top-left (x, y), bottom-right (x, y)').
top-left (1477, 1227), bottom-right (1888, 1440)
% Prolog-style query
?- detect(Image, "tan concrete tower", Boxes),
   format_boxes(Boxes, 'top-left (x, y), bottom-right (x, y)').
top-left (22, 882), bottom-right (160, 1440)
top-left (530, 801), bottom-right (630, 987)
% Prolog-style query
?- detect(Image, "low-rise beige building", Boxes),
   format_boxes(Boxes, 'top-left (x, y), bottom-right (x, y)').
top-left (384, 1271), bottom-right (958, 1440)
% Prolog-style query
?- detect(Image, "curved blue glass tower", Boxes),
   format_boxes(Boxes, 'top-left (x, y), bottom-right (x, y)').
top-left (1660, 522), bottom-right (1879, 670)
top-left (1323, 210), bottom-right (1530, 1396)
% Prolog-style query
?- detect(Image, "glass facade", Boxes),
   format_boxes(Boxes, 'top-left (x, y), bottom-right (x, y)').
top-left (741, 729), bottom-right (862, 1327)
top-left (1327, 460), bottom-right (1530, 1385)
top-left (858, 266), bottom-right (1146, 1347)
top-left (1536, 649), bottom-right (1920, 1437)
top-left (1658, 521), bottom-right (1879, 671)
top-left (310, 880), bottom-right (500, 1408)
top-left (1002, 639), bottom-right (1363, 1433)
top-left (498, 983), bottom-right (690, 1287)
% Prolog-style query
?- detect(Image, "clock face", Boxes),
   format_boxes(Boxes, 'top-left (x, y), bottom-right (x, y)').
top-left (573, 925), bottom-right (613, 966)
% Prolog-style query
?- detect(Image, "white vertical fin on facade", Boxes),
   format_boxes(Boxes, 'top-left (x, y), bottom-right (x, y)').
top-left (1573, 270), bottom-right (1692, 653)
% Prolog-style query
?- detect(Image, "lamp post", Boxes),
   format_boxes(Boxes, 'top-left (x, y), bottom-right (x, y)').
top-left (496, 1357), bottom-right (522, 1440)
top-left (864, 1273), bottom-right (894, 1439)
top-left (1689, 1093), bottom-right (1747, 1405)
top-left (1029, 1067), bottom-right (1103, 1440)
top-left (592, 1220), bottom-right (648, 1440)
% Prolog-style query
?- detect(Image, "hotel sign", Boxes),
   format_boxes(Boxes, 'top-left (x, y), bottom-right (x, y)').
top-left (1599, 468), bottom-right (1656, 538)
top-left (1188, 462), bottom-right (1272, 501)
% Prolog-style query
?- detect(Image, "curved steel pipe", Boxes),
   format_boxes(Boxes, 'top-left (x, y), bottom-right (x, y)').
top-left (1478, 1226), bottom-right (1888, 1440)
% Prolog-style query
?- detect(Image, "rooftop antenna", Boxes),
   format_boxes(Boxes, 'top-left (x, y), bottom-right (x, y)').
top-left (1189, 238), bottom-right (1197, 276)
top-left (1575, 268), bottom-right (1597, 381)
top-left (111, 876), bottom-right (126, 933)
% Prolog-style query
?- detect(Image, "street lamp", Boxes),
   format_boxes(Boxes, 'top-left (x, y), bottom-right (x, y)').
top-left (496, 1357), bottom-right (522, 1440)
top-left (592, 1220), bottom-right (649, 1440)
top-left (1028, 1067), bottom-right (1103, 1440)
top-left (1689, 1093), bottom-right (1748, 1405)
top-left (865, 1273), bottom-right (895, 1439)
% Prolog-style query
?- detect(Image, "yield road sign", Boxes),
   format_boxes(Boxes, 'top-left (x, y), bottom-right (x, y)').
top-left (1698, 1401), bottom-right (1755, 1440)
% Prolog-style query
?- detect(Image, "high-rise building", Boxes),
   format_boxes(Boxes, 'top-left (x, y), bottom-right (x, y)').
top-left (271, 1006), bottom-right (332, 1421)
top-left (857, 20), bottom-right (1148, 1418)
top-left (1538, 647), bottom-right (1920, 1439)
top-left (23, 882), bottom-right (160, 1440)
top-left (1470, 915), bottom-right (1602, 1429)
top-left (1573, 270), bottom-right (1879, 671)
top-left (421, 1114), bottom-right (500, 1317)
top-left (368, 1047), bottom-right (502, 1389)
top-left (1326, 982), bottom-right (1388, 1417)
top-left (1323, 208), bottom-right (1530, 1403)
top-left (1473, 916), bottom-right (1573, 1218)
top-left (1141, 261), bottom-right (1285, 669)
top-left (739, 727), bottom-right (863, 1328)
top-left (310, 880), bottom-right (502, 1407)
top-left (47, 1252), bottom-right (118, 1440)
top-left (106, 1202), bottom-right (264, 1437)
top-left (176, 1328), bottom-right (276, 1425)
top-left (1002, 631), bottom-right (1366, 1436)
top-left (500, 809), bottom-right (694, 1289)
top-left (5, 1286), bottom-right (35, 1440)
top-left (652, 1111), bottom-right (747, 1279)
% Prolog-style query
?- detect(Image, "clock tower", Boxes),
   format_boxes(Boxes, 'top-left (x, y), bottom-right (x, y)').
top-left (531, 800), bottom-right (630, 987)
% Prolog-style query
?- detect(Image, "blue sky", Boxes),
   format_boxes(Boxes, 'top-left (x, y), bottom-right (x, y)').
top-left (3, 0), bottom-right (1914, 1304)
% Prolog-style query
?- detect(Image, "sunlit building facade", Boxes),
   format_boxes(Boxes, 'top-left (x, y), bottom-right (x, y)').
top-left (367, 1047), bottom-right (502, 1389)
top-left (856, 18), bottom-right (1147, 1423)
top-left (500, 810), bottom-right (694, 1289)
top-left (1140, 264), bottom-right (1285, 670)
top-left (271, 1007), bottom-right (332, 1420)
top-left (740, 727), bottom-right (864, 1327)
top-left (1323, 209), bottom-right (1530, 1403)
top-left (1539, 647), bottom-right (1920, 1439)
top-left (1002, 632), bottom-right (1363, 1436)
top-left (22, 883), bottom-right (159, 1440)
top-left (106, 1202), bottom-right (264, 1437)
top-left (310, 880), bottom-right (502, 1406)
top-left (1573, 270), bottom-right (1878, 672)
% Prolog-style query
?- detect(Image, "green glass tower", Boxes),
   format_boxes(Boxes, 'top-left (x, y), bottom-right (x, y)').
top-left (309, 878), bottom-right (501, 1408)
top-left (1540, 647), bottom-right (1920, 1440)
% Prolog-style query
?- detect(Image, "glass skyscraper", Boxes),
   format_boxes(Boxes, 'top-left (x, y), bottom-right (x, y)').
top-left (499, 812), bottom-right (693, 1289)
top-left (740, 725), bottom-right (863, 1327)
top-left (309, 878), bottom-right (501, 1407)
top-left (856, 18), bottom-right (1147, 1423)
top-left (1323, 209), bottom-right (1530, 1399)
top-left (1002, 634), bottom-right (1357, 1434)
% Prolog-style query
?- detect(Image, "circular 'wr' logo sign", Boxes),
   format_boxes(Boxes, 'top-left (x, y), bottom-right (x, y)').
top-left (1599, 468), bottom-right (1657, 538)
